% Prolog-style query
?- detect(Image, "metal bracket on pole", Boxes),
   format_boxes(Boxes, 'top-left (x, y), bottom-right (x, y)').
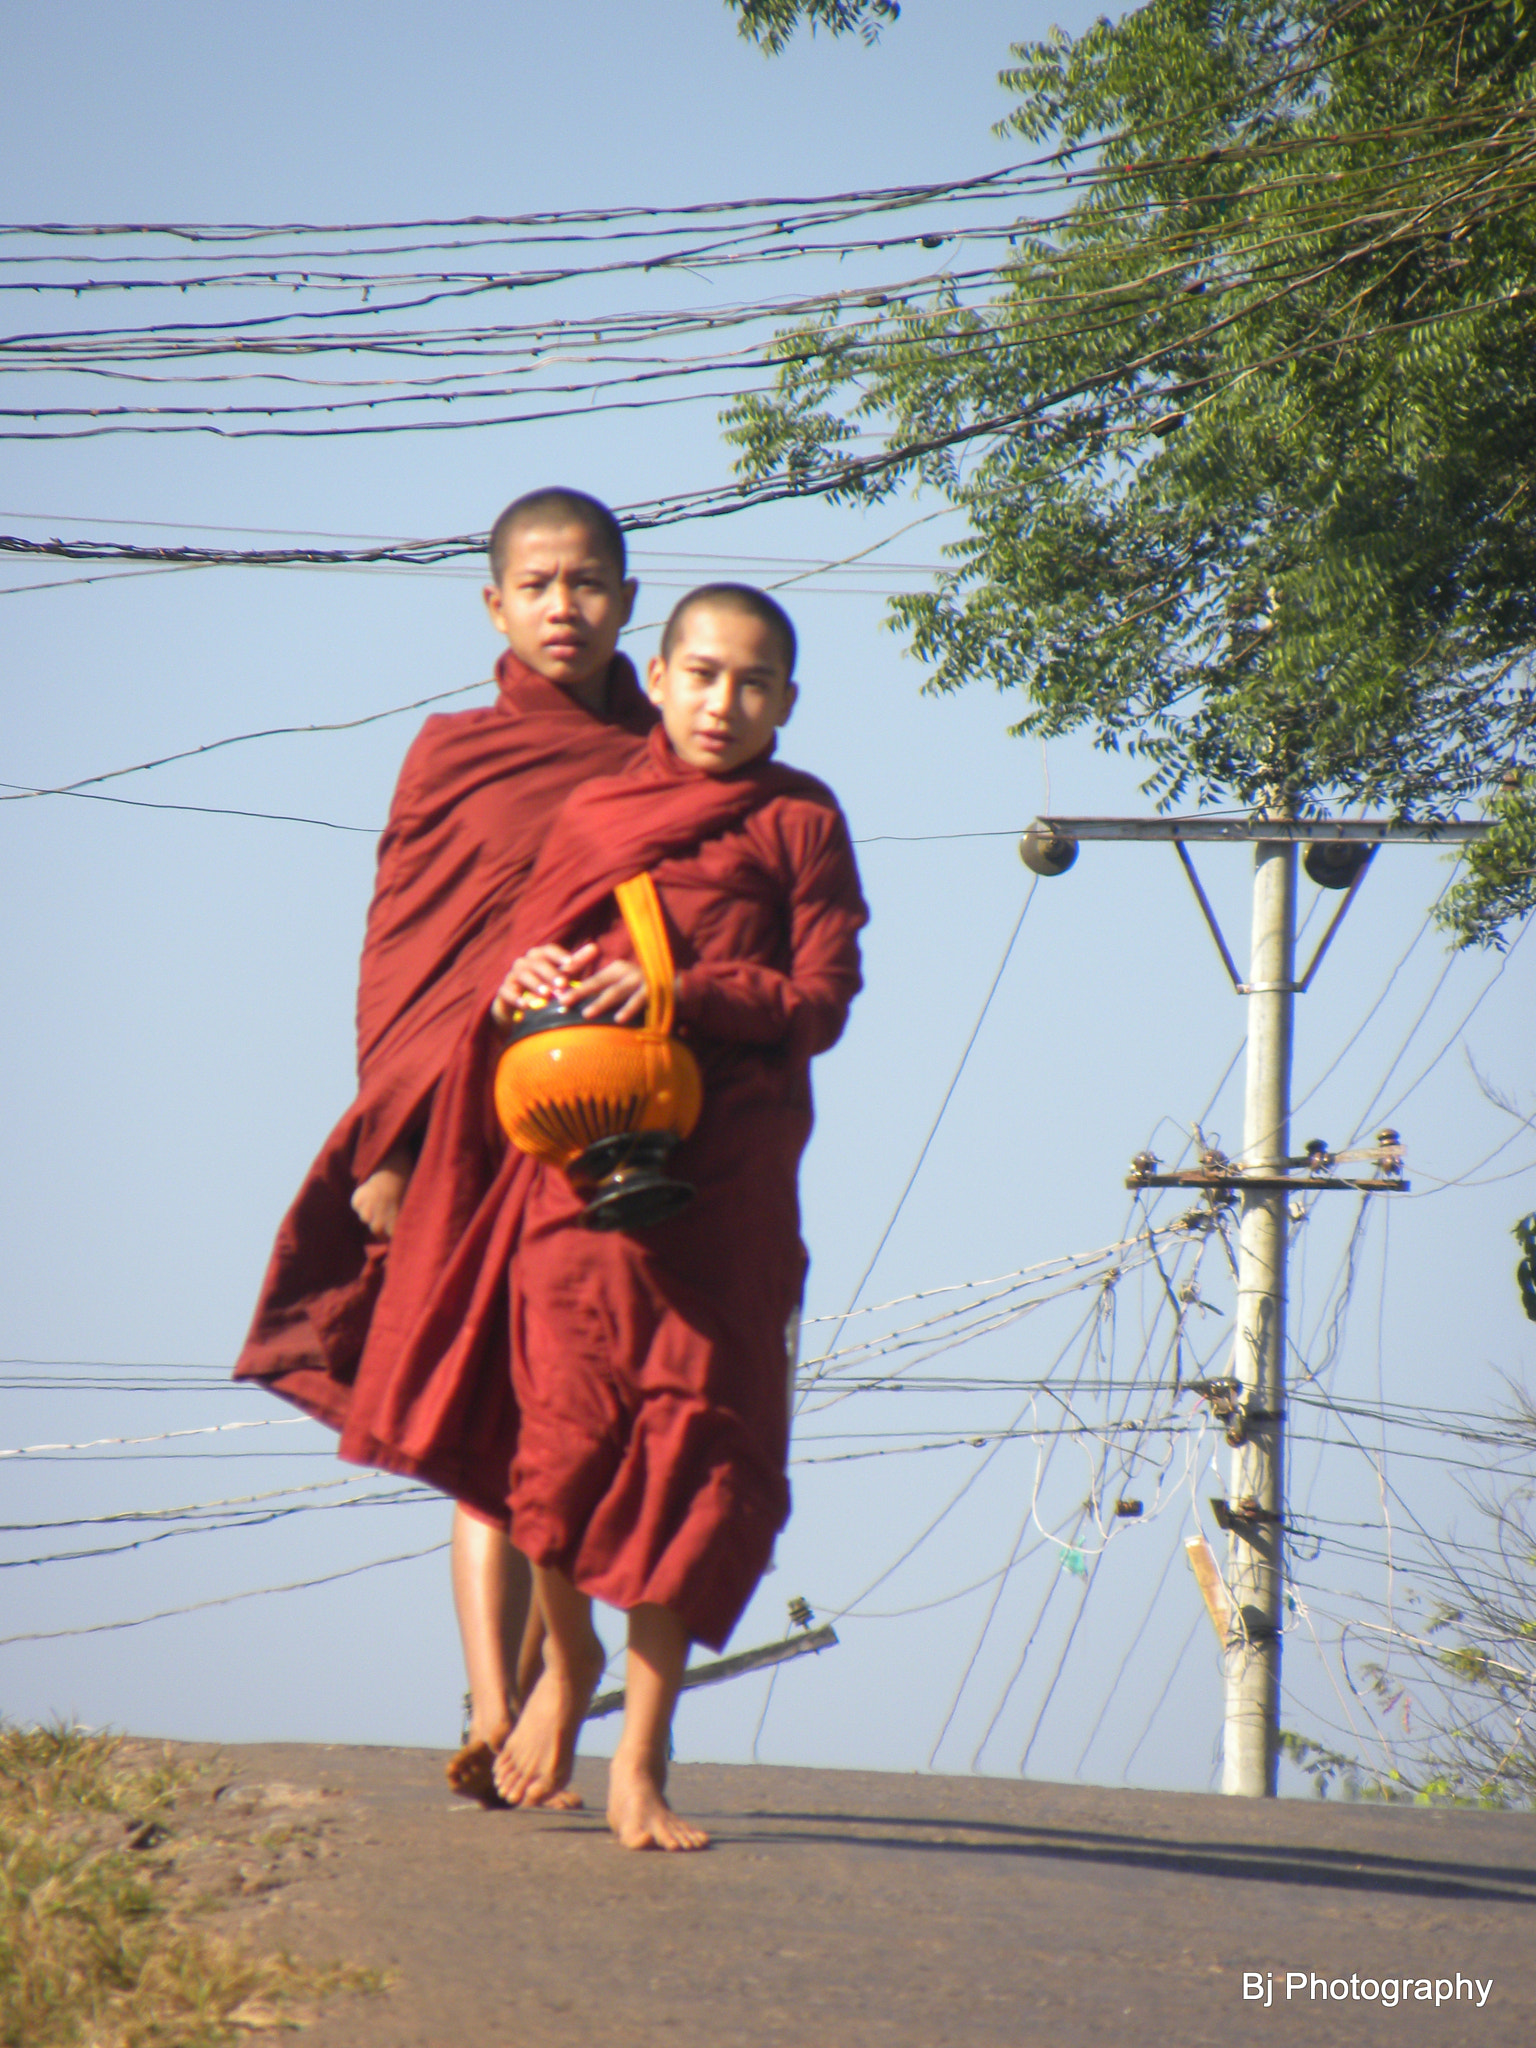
top-left (1172, 838), bottom-right (1378, 994)
top-left (1126, 1129), bottom-right (1409, 1196)
top-left (1174, 839), bottom-right (1244, 989)
top-left (1128, 1171), bottom-right (1410, 1193)
top-left (1296, 844), bottom-right (1376, 990)
top-left (1210, 1495), bottom-right (1284, 1536)
top-left (1032, 815), bottom-right (1494, 844)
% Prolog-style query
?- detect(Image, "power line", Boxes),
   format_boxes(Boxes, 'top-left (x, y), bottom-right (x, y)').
top-left (0, 780), bottom-right (379, 833)
top-left (0, 1486), bottom-right (432, 1571)
top-left (0, 1415), bottom-right (312, 1459)
top-left (0, 679), bottom-right (491, 801)
top-left (0, 1542), bottom-right (450, 1648)
top-left (0, 161), bottom-right (1044, 242)
top-left (0, 1475), bottom-right (380, 1530)
top-left (807, 878), bottom-right (1038, 1386)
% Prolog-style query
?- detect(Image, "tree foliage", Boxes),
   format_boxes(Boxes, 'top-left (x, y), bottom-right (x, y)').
top-left (727, 0), bottom-right (900, 55)
top-left (1367, 1386), bottom-right (1536, 1805)
top-left (725, 1), bottom-right (1536, 943)
top-left (1282, 1384), bottom-right (1536, 1807)
top-left (1516, 1211), bottom-right (1536, 1321)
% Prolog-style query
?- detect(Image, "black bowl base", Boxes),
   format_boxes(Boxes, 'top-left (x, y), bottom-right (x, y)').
top-left (581, 1171), bottom-right (696, 1232)
top-left (571, 1131), bottom-right (694, 1232)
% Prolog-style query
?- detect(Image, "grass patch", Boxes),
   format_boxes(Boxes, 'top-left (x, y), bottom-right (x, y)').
top-left (0, 1724), bottom-right (383, 2046)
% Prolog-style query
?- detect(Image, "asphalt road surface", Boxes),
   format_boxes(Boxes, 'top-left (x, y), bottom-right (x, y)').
top-left (178, 1741), bottom-right (1536, 2046)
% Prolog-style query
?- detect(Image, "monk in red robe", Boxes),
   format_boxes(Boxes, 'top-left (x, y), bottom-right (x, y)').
top-left (234, 488), bottom-right (655, 1798)
top-left (343, 584), bottom-right (866, 1849)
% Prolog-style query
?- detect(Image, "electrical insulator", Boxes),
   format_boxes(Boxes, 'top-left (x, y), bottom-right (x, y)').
top-left (1303, 840), bottom-right (1372, 890)
top-left (1018, 825), bottom-right (1079, 877)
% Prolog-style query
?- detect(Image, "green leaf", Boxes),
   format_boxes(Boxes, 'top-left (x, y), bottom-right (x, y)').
top-left (726, 0), bottom-right (899, 55)
top-left (726, 0), bottom-right (1536, 943)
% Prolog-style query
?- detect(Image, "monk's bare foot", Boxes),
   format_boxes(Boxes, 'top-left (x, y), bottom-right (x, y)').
top-left (492, 1638), bottom-right (603, 1808)
top-left (447, 1737), bottom-right (583, 1810)
top-left (446, 1738), bottom-right (510, 1808)
top-left (607, 1748), bottom-right (710, 1852)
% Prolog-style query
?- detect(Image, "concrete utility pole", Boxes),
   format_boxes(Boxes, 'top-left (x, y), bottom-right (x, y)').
top-left (1222, 838), bottom-right (1295, 1798)
top-left (1020, 812), bottom-right (1492, 1798)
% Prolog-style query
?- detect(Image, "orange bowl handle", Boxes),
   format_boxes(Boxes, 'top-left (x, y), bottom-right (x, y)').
top-left (613, 873), bottom-right (676, 1037)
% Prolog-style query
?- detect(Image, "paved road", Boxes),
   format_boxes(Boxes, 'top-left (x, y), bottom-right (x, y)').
top-left (189, 1741), bottom-right (1536, 2046)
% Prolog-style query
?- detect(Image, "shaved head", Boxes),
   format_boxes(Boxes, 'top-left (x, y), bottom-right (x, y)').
top-left (660, 584), bottom-right (797, 675)
top-left (488, 488), bottom-right (627, 584)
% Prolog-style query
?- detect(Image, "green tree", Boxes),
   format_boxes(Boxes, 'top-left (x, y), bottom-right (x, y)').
top-left (1365, 1384), bottom-right (1536, 1806)
top-left (728, 0), bottom-right (899, 54)
top-left (724, 1), bottom-right (1536, 943)
top-left (1516, 1211), bottom-right (1536, 1321)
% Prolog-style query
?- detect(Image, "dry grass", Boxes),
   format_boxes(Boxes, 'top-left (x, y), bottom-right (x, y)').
top-left (0, 1724), bottom-right (384, 2046)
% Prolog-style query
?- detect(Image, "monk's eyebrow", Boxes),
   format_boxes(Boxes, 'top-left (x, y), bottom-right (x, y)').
top-left (682, 656), bottom-right (779, 680)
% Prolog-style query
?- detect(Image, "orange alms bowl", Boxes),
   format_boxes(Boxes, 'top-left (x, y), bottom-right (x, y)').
top-left (493, 873), bottom-right (703, 1230)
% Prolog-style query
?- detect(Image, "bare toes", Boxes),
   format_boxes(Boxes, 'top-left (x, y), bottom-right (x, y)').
top-left (446, 1741), bottom-right (510, 1810)
top-left (608, 1765), bottom-right (709, 1851)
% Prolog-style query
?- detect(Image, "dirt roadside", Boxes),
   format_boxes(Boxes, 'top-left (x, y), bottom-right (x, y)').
top-left (148, 1739), bottom-right (1536, 2046)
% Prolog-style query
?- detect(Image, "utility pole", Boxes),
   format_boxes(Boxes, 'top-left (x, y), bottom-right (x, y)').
top-left (1222, 837), bottom-right (1295, 1797)
top-left (1020, 813), bottom-right (1491, 1797)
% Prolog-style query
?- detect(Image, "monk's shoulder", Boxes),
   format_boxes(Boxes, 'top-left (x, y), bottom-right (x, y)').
top-left (409, 701), bottom-right (508, 759)
top-left (391, 701), bottom-right (503, 785)
top-left (760, 763), bottom-right (852, 836)
top-left (747, 767), bottom-right (857, 881)
top-left (761, 758), bottom-right (842, 809)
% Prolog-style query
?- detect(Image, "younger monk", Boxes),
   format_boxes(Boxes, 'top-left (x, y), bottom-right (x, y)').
top-left (362, 584), bottom-right (866, 1848)
top-left (234, 488), bottom-right (655, 1800)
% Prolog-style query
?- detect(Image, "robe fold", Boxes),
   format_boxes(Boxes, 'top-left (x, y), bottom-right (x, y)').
top-left (233, 650), bottom-right (655, 1427)
top-left (341, 725), bottom-right (868, 1648)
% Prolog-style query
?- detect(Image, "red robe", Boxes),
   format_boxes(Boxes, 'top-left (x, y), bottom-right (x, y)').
top-left (341, 726), bottom-right (868, 1648)
top-left (233, 649), bottom-right (656, 1427)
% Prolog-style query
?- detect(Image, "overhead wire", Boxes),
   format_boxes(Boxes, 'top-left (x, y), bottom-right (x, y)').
top-left (0, 1542), bottom-right (451, 1648)
top-left (9, 136), bottom-right (1526, 1745)
top-left (0, 780), bottom-right (379, 833)
top-left (803, 877), bottom-right (1038, 1395)
top-left (0, 1486), bottom-right (433, 1571)
top-left (1121, 1610), bottom-right (1207, 1781)
top-left (1072, 1512), bottom-right (1191, 1776)
top-left (1366, 913), bottom-right (1534, 1134)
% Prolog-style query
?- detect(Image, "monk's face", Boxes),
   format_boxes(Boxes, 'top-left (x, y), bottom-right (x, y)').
top-left (646, 605), bottom-right (797, 773)
top-left (484, 521), bottom-right (637, 699)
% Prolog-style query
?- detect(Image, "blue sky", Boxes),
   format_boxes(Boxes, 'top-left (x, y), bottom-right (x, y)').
top-left (3, 1), bottom-right (1532, 1795)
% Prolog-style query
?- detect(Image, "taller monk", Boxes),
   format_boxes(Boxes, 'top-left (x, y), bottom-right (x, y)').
top-left (338, 583), bottom-right (868, 1849)
top-left (234, 488), bottom-right (655, 1799)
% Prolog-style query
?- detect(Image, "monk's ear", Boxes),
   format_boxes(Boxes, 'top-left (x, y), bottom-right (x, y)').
top-left (484, 582), bottom-right (509, 633)
top-left (645, 653), bottom-right (668, 704)
top-left (776, 680), bottom-right (799, 728)
top-left (619, 576), bottom-right (639, 627)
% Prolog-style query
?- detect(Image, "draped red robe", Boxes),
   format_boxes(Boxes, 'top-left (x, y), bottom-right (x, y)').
top-left (341, 726), bottom-right (868, 1648)
top-left (233, 650), bottom-right (655, 1427)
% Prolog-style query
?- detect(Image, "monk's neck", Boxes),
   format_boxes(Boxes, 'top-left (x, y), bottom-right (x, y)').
top-left (556, 669), bottom-right (609, 715)
top-left (496, 648), bottom-right (622, 717)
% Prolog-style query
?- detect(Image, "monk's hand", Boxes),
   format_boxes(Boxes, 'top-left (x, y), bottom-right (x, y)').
top-left (351, 1149), bottom-right (414, 1238)
top-left (491, 943), bottom-right (598, 1029)
top-left (574, 958), bottom-right (648, 1024)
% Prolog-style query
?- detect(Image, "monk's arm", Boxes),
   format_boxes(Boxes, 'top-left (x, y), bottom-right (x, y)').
top-left (353, 719), bottom-right (450, 1084)
top-left (349, 720), bottom-right (459, 1181)
top-left (674, 806), bottom-right (867, 1057)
